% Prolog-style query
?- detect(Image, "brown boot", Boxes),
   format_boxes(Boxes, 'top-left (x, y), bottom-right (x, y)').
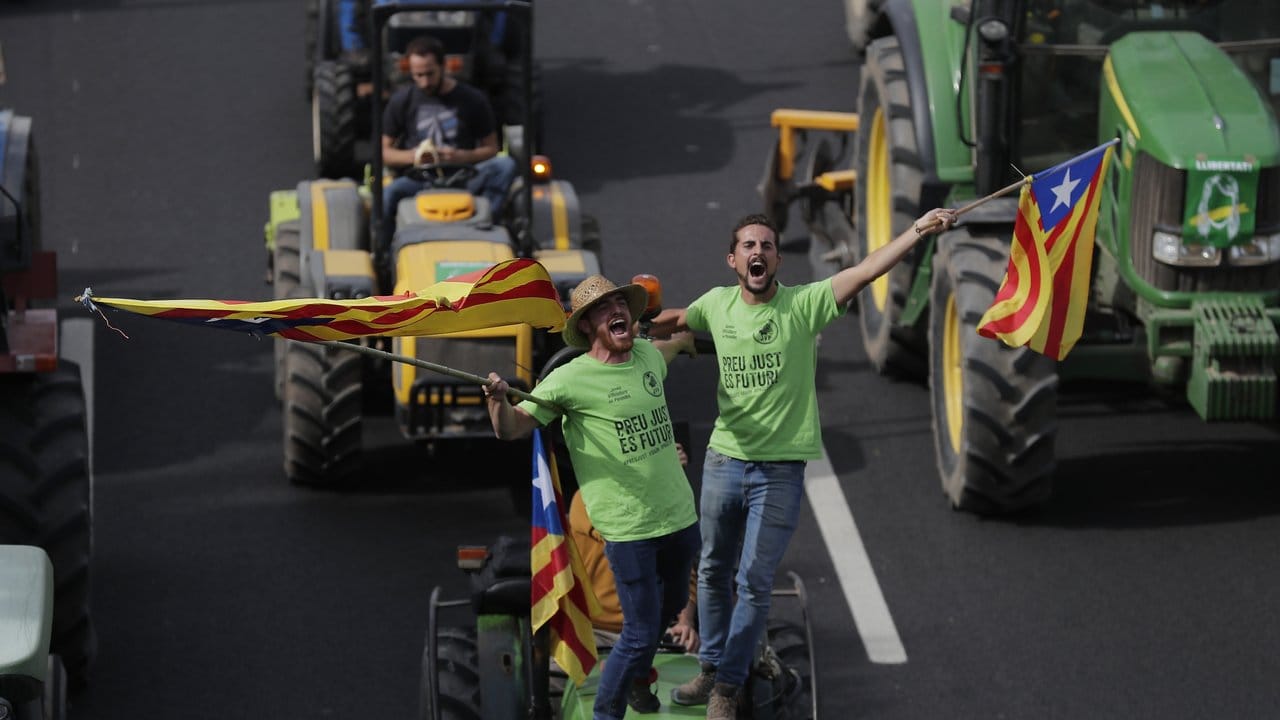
top-left (670, 662), bottom-right (716, 706)
top-left (706, 682), bottom-right (739, 720)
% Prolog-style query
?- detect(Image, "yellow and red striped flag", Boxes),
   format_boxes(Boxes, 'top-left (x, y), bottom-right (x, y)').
top-left (977, 140), bottom-right (1116, 360)
top-left (530, 429), bottom-right (599, 685)
top-left (80, 258), bottom-right (565, 340)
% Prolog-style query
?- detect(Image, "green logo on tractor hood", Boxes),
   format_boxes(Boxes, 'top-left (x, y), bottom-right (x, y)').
top-left (435, 260), bottom-right (492, 281)
top-left (1183, 157), bottom-right (1258, 249)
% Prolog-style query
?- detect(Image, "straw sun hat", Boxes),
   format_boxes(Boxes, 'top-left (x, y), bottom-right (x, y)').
top-left (561, 275), bottom-right (648, 349)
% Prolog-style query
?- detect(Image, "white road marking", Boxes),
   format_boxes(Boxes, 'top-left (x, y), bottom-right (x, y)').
top-left (805, 448), bottom-right (907, 664)
top-left (60, 318), bottom-right (95, 478)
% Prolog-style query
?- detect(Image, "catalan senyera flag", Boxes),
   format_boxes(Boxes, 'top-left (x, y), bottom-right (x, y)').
top-left (530, 429), bottom-right (599, 685)
top-left (81, 258), bottom-right (565, 340)
top-left (977, 140), bottom-right (1117, 360)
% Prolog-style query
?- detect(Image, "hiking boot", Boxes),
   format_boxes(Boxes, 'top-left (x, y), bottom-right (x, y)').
top-left (627, 681), bottom-right (661, 713)
top-left (706, 683), bottom-right (740, 720)
top-left (670, 662), bottom-right (716, 706)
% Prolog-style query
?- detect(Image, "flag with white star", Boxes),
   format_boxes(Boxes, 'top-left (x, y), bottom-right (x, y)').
top-left (978, 140), bottom-right (1117, 360)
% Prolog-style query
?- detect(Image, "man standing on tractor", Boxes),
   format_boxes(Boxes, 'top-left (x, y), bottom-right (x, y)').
top-left (484, 274), bottom-right (699, 720)
top-left (651, 207), bottom-right (955, 719)
top-left (381, 34), bottom-right (516, 242)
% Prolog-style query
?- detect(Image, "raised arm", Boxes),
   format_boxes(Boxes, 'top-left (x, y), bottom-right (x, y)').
top-left (651, 331), bottom-right (696, 364)
top-left (647, 307), bottom-right (689, 338)
top-left (830, 208), bottom-right (957, 306)
top-left (483, 372), bottom-right (543, 440)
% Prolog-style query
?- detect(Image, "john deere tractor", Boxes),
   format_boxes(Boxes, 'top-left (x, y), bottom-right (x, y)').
top-left (760, 0), bottom-right (1280, 513)
top-left (264, 1), bottom-right (599, 489)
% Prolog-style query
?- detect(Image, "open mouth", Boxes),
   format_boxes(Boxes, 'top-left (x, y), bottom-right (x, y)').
top-left (748, 258), bottom-right (767, 279)
top-left (608, 316), bottom-right (629, 336)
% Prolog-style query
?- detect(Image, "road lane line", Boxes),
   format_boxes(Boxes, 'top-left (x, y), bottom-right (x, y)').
top-left (806, 448), bottom-right (907, 664)
top-left (60, 317), bottom-right (95, 478)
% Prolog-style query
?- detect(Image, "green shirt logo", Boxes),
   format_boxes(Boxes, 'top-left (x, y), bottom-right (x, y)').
top-left (643, 371), bottom-right (662, 397)
top-left (754, 319), bottom-right (779, 344)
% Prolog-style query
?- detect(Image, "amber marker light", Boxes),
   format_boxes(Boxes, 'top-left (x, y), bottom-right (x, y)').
top-left (531, 155), bottom-right (552, 181)
top-left (632, 273), bottom-right (663, 316)
top-left (456, 545), bottom-right (488, 570)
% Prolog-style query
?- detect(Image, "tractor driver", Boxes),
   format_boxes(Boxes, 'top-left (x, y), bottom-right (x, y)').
top-left (484, 275), bottom-right (699, 720)
top-left (380, 35), bottom-right (517, 244)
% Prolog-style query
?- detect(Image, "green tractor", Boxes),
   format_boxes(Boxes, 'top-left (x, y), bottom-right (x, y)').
top-left (760, 0), bottom-right (1280, 513)
top-left (420, 535), bottom-right (817, 720)
top-left (264, 0), bottom-right (599, 490)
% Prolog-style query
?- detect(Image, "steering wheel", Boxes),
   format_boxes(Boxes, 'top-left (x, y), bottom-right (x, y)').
top-left (404, 161), bottom-right (479, 188)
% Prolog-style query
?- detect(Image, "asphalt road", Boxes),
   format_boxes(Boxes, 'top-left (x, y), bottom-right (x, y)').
top-left (3, 1), bottom-right (1280, 719)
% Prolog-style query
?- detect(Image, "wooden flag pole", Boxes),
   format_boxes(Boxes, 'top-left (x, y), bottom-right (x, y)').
top-left (915, 176), bottom-right (1031, 233)
top-left (320, 340), bottom-right (563, 413)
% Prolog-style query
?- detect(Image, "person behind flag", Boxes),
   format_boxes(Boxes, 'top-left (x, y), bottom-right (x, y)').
top-left (484, 274), bottom-right (700, 720)
top-left (648, 207), bottom-right (955, 719)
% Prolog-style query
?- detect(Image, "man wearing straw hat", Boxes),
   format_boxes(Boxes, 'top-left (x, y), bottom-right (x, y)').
top-left (484, 274), bottom-right (700, 720)
top-left (651, 207), bottom-right (955, 719)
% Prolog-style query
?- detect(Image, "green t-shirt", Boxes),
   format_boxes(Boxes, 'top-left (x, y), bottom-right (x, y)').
top-left (686, 280), bottom-right (844, 461)
top-left (520, 339), bottom-right (697, 542)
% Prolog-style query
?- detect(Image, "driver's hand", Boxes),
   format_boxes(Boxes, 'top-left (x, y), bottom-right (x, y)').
top-left (414, 139), bottom-right (437, 165)
top-left (435, 145), bottom-right (459, 162)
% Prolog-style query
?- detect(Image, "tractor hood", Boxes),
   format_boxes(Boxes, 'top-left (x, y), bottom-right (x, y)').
top-left (1104, 31), bottom-right (1280, 169)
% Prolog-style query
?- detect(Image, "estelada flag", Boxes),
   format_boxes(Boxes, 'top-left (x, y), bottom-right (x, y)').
top-left (530, 429), bottom-right (599, 685)
top-left (977, 140), bottom-right (1117, 360)
top-left (81, 258), bottom-right (566, 340)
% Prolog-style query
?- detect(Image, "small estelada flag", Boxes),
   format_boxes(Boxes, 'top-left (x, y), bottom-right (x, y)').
top-left (977, 140), bottom-right (1117, 360)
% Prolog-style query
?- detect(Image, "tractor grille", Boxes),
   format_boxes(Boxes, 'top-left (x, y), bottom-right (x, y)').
top-left (1130, 152), bottom-right (1280, 292)
top-left (416, 336), bottom-right (518, 380)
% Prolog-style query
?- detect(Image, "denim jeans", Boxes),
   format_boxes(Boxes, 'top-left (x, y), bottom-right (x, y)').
top-left (696, 448), bottom-right (806, 687)
top-left (594, 522), bottom-right (700, 720)
top-left (380, 154), bottom-right (517, 243)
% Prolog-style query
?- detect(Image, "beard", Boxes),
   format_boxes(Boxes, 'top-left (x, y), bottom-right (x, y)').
top-left (738, 266), bottom-right (776, 297)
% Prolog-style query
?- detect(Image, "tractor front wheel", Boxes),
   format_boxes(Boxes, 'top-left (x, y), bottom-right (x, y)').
top-left (928, 228), bottom-right (1057, 513)
top-left (419, 626), bottom-right (482, 720)
top-left (0, 362), bottom-right (95, 685)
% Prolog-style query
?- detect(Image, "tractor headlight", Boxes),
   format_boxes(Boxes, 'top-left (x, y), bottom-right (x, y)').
top-left (1227, 233), bottom-right (1280, 266)
top-left (1152, 230), bottom-right (1221, 267)
top-left (977, 18), bottom-right (1009, 43)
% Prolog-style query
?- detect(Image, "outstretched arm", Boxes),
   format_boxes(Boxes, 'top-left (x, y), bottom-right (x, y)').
top-left (651, 331), bottom-right (696, 364)
top-left (830, 208), bottom-right (957, 306)
top-left (647, 307), bottom-right (689, 338)
top-left (484, 372), bottom-right (542, 440)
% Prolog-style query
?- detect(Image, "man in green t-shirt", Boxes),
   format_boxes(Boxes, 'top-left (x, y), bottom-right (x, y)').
top-left (484, 274), bottom-right (699, 720)
top-left (651, 207), bottom-right (955, 719)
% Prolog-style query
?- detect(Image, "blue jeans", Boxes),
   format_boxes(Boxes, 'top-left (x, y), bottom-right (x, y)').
top-left (696, 448), bottom-right (806, 688)
top-left (594, 522), bottom-right (700, 720)
top-left (380, 155), bottom-right (517, 243)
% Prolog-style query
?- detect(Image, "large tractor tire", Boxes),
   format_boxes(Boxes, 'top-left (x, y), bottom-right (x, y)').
top-left (855, 35), bottom-right (927, 377)
top-left (313, 59), bottom-right (358, 180)
top-left (927, 228), bottom-right (1057, 513)
top-left (271, 220), bottom-right (301, 402)
top-left (419, 626), bottom-right (482, 720)
top-left (0, 362), bottom-right (95, 685)
top-left (282, 339), bottom-right (364, 487)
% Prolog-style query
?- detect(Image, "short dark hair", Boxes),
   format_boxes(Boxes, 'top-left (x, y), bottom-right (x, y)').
top-left (730, 213), bottom-right (779, 252)
top-left (405, 35), bottom-right (446, 65)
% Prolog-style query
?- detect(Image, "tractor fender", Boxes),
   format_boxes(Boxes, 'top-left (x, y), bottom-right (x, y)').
top-left (296, 179), bottom-right (368, 289)
top-left (526, 179), bottom-right (585, 251)
top-left (1, 110), bottom-right (35, 268)
top-left (874, 0), bottom-right (937, 188)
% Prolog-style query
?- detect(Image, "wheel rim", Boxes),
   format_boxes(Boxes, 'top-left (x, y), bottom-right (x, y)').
top-left (942, 292), bottom-right (964, 454)
top-left (866, 106), bottom-right (891, 311)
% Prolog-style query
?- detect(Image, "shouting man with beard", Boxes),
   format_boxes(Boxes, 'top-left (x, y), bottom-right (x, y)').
top-left (485, 274), bottom-right (699, 720)
top-left (650, 207), bottom-right (955, 719)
